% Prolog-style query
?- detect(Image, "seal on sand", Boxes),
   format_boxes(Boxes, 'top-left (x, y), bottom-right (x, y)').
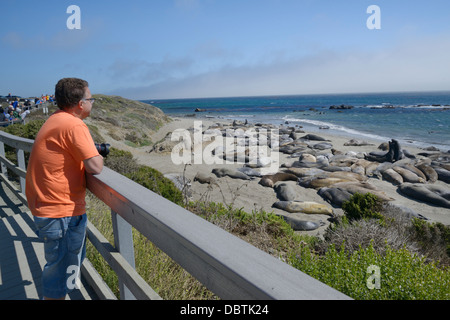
top-left (194, 172), bottom-right (218, 185)
top-left (311, 142), bottom-right (333, 150)
top-left (364, 139), bottom-right (403, 163)
top-left (212, 168), bottom-right (251, 180)
top-left (274, 182), bottom-right (299, 201)
top-left (259, 172), bottom-right (298, 187)
top-left (382, 168), bottom-right (404, 185)
top-left (327, 171), bottom-right (368, 182)
top-left (416, 163), bottom-right (438, 183)
top-left (279, 215), bottom-right (321, 231)
top-left (272, 200), bottom-right (333, 215)
top-left (318, 187), bottom-right (353, 207)
top-left (298, 176), bottom-right (353, 189)
top-left (433, 167), bottom-right (450, 183)
top-left (284, 167), bottom-right (325, 178)
top-left (300, 134), bottom-right (330, 141)
top-left (398, 183), bottom-right (450, 209)
top-left (237, 167), bottom-right (262, 177)
top-left (400, 163), bottom-right (427, 180)
top-left (392, 166), bottom-right (425, 183)
top-left (331, 181), bottom-right (394, 201)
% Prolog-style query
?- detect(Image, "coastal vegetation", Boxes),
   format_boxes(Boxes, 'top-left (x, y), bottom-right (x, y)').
top-left (4, 96), bottom-right (449, 300)
top-left (89, 147), bottom-right (450, 300)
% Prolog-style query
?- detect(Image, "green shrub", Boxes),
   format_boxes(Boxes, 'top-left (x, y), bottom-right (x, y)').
top-left (342, 193), bottom-right (384, 222)
top-left (104, 147), bottom-right (140, 176)
top-left (412, 218), bottom-right (450, 261)
top-left (1, 119), bottom-right (45, 139)
top-left (125, 166), bottom-right (184, 206)
top-left (289, 241), bottom-right (450, 300)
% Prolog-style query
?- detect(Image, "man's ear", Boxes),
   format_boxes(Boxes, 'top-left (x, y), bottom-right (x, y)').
top-left (76, 100), bottom-right (84, 111)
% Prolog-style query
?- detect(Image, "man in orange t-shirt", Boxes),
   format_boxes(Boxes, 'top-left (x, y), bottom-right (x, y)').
top-left (26, 78), bottom-right (103, 300)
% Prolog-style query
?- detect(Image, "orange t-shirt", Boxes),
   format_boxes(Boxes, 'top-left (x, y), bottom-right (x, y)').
top-left (25, 110), bottom-right (99, 218)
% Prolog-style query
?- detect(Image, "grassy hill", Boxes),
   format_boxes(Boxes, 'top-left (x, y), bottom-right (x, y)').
top-left (26, 94), bottom-right (171, 148)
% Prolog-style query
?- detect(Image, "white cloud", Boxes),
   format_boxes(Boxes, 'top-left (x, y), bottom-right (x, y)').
top-left (110, 34), bottom-right (450, 99)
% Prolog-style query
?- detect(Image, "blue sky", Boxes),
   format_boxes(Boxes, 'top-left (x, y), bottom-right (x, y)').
top-left (1, 0), bottom-right (450, 99)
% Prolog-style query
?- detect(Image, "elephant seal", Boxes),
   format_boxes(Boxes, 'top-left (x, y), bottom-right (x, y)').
top-left (212, 168), bottom-right (251, 180)
top-left (365, 139), bottom-right (404, 163)
top-left (259, 172), bottom-right (298, 187)
top-left (244, 156), bottom-right (272, 168)
top-left (272, 200), bottom-right (333, 215)
top-left (274, 182), bottom-right (299, 201)
top-left (301, 134), bottom-right (330, 141)
top-left (401, 163), bottom-right (427, 180)
top-left (284, 167), bottom-right (325, 178)
top-left (279, 215), bottom-right (321, 231)
top-left (416, 163), bottom-right (438, 183)
top-left (392, 166), bottom-right (425, 183)
top-left (351, 163), bottom-right (366, 175)
top-left (318, 187), bottom-right (353, 207)
top-left (344, 139), bottom-right (374, 146)
top-left (421, 184), bottom-right (450, 201)
top-left (433, 167), bottom-right (450, 183)
top-left (384, 203), bottom-right (428, 220)
top-left (402, 149), bottom-right (416, 159)
top-left (300, 153), bottom-right (316, 163)
top-left (311, 142), bottom-right (333, 150)
top-left (237, 167), bottom-right (262, 177)
top-left (194, 172), bottom-right (218, 185)
top-left (398, 183), bottom-right (450, 208)
top-left (321, 165), bottom-right (352, 172)
top-left (391, 139), bottom-right (404, 162)
top-left (331, 181), bottom-right (394, 201)
top-left (327, 171), bottom-right (368, 182)
top-left (364, 162), bottom-right (379, 177)
top-left (298, 176), bottom-right (353, 189)
top-left (382, 168), bottom-right (404, 185)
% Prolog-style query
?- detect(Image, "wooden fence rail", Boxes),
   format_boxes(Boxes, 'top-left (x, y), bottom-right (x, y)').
top-left (0, 129), bottom-right (351, 300)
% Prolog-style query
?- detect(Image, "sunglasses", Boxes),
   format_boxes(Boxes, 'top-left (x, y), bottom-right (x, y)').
top-left (82, 98), bottom-right (95, 104)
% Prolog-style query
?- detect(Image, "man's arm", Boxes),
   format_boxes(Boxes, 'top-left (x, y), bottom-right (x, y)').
top-left (84, 155), bottom-right (103, 175)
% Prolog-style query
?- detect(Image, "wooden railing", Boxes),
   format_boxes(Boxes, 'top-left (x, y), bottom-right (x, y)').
top-left (0, 129), bottom-right (351, 300)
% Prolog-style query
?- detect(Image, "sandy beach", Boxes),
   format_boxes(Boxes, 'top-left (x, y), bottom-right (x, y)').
top-left (108, 115), bottom-right (450, 238)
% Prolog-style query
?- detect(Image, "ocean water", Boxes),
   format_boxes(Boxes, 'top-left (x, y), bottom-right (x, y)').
top-left (142, 91), bottom-right (450, 151)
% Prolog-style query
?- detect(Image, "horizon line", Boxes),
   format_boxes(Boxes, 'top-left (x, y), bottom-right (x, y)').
top-left (136, 89), bottom-right (450, 102)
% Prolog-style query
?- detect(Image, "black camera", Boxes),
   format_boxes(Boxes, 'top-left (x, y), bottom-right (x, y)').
top-left (95, 143), bottom-right (110, 157)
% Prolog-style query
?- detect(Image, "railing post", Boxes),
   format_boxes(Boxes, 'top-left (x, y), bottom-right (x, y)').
top-left (0, 141), bottom-right (6, 175)
top-left (16, 148), bottom-right (26, 194)
top-left (111, 209), bottom-right (136, 300)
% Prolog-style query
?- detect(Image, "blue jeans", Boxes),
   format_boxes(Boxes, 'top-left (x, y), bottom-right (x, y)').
top-left (33, 214), bottom-right (87, 299)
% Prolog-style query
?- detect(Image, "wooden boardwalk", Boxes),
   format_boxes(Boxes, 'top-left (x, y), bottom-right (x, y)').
top-left (0, 182), bottom-right (98, 300)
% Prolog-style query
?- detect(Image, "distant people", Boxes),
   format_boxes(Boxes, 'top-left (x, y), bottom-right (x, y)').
top-left (26, 77), bottom-right (103, 300)
top-left (43, 103), bottom-right (49, 115)
top-left (20, 109), bottom-right (30, 120)
top-left (0, 107), bottom-right (5, 122)
top-left (7, 110), bottom-right (19, 123)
